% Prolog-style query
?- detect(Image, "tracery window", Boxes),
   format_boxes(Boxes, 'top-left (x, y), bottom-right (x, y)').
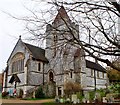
top-left (11, 52), bottom-right (24, 73)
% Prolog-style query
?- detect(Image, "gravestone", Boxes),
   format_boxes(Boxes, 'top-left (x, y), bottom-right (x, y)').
top-left (72, 94), bottom-right (77, 103)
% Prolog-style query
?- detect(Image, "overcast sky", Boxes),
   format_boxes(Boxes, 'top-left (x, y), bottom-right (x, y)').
top-left (0, 0), bottom-right (65, 73)
top-left (0, 0), bottom-right (119, 73)
top-left (0, 0), bottom-right (47, 73)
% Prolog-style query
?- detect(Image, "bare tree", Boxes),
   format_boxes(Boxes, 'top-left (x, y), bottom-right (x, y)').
top-left (12, 0), bottom-right (120, 71)
top-left (51, 0), bottom-right (120, 70)
top-left (49, 0), bottom-right (120, 71)
top-left (64, 81), bottom-right (82, 97)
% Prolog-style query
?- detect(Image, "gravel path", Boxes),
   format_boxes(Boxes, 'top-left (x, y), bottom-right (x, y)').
top-left (1, 98), bottom-right (54, 103)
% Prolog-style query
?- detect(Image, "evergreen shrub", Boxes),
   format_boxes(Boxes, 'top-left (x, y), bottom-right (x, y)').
top-left (35, 86), bottom-right (45, 98)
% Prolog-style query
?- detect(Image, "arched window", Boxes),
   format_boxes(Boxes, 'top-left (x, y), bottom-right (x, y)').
top-left (49, 72), bottom-right (54, 82)
top-left (11, 52), bottom-right (24, 73)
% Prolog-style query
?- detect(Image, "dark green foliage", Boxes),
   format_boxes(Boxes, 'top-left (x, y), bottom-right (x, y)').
top-left (108, 83), bottom-right (120, 99)
top-left (96, 88), bottom-right (106, 98)
top-left (43, 82), bottom-right (56, 98)
top-left (76, 91), bottom-right (84, 101)
top-left (89, 91), bottom-right (95, 102)
top-left (35, 86), bottom-right (45, 98)
top-left (109, 83), bottom-right (120, 93)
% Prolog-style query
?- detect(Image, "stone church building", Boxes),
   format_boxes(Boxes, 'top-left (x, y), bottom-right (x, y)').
top-left (3, 6), bottom-right (108, 97)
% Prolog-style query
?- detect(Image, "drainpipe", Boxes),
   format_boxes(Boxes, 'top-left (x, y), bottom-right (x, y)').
top-left (94, 70), bottom-right (96, 91)
top-left (94, 58), bottom-right (98, 91)
top-left (43, 63), bottom-right (45, 85)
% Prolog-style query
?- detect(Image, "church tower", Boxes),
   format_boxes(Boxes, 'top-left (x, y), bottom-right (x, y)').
top-left (45, 6), bottom-right (86, 96)
top-left (45, 6), bottom-right (79, 59)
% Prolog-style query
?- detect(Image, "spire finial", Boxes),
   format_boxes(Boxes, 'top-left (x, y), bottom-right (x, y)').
top-left (19, 35), bottom-right (21, 39)
top-left (61, 1), bottom-right (63, 6)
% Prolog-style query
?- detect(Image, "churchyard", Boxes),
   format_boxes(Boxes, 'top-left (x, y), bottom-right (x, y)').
top-left (1, 82), bottom-right (120, 104)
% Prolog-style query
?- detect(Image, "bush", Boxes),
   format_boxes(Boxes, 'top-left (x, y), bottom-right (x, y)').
top-left (2, 91), bottom-right (9, 97)
top-left (18, 88), bottom-right (23, 98)
top-left (64, 81), bottom-right (82, 97)
top-left (35, 86), bottom-right (45, 98)
top-left (76, 91), bottom-right (84, 101)
top-left (109, 83), bottom-right (120, 93)
top-left (43, 82), bottom-right (56, 98)
top-left (113, 93), bottom-right (120, 99)
top-left (107, 83), bottom-right (120, 99)
top-left (96, 88), bottom-right (106, 98)
top-left (89, 91), bottom-right (95, 102)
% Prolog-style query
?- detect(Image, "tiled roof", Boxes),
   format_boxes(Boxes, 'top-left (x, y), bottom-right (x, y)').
top-left (86, 60), bottom-right (106, 72)
top-left (24, 43), bottom-right (48, 62)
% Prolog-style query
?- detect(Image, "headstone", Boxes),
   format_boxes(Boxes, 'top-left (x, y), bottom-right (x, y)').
top-left (72, 94), bottom-right (77, 103)
top-left (87, 100), bottom-right (90, 103)
top-left (33, 91), bottom-right (35, 98)
top-left (82, 98), bottom-right (87, 103)
top-left (55, 96), bottom-right (59, 103)
top-left (109, 96), bottom-right (114, 103)
top-left (60, 98), bottom-right (64, 103)
top-left (66, 98), bottom-right (70, 103)
top-left (77, 99), bottom-right (80, 103)
top-left (73, 101), bottom-right (77, 104)
top-left (103, 97), bottom-right (107, 103)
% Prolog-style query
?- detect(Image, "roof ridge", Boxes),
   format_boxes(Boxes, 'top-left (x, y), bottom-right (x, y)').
top-left (23, 42), bottom-right (48, 62)
top-left (23, 42), bottom-right (44, 50)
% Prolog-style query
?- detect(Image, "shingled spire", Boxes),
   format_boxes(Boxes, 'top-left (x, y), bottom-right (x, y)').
top-left (53, 6), bottom-right (71, 24)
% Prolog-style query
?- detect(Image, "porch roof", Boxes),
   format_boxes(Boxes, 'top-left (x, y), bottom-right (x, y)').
top-left (9, 74), bottom-right (21, 84)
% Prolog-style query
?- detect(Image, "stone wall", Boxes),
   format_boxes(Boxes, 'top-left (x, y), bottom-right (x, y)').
top-left (3, 39), bottom-right (45, 95)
